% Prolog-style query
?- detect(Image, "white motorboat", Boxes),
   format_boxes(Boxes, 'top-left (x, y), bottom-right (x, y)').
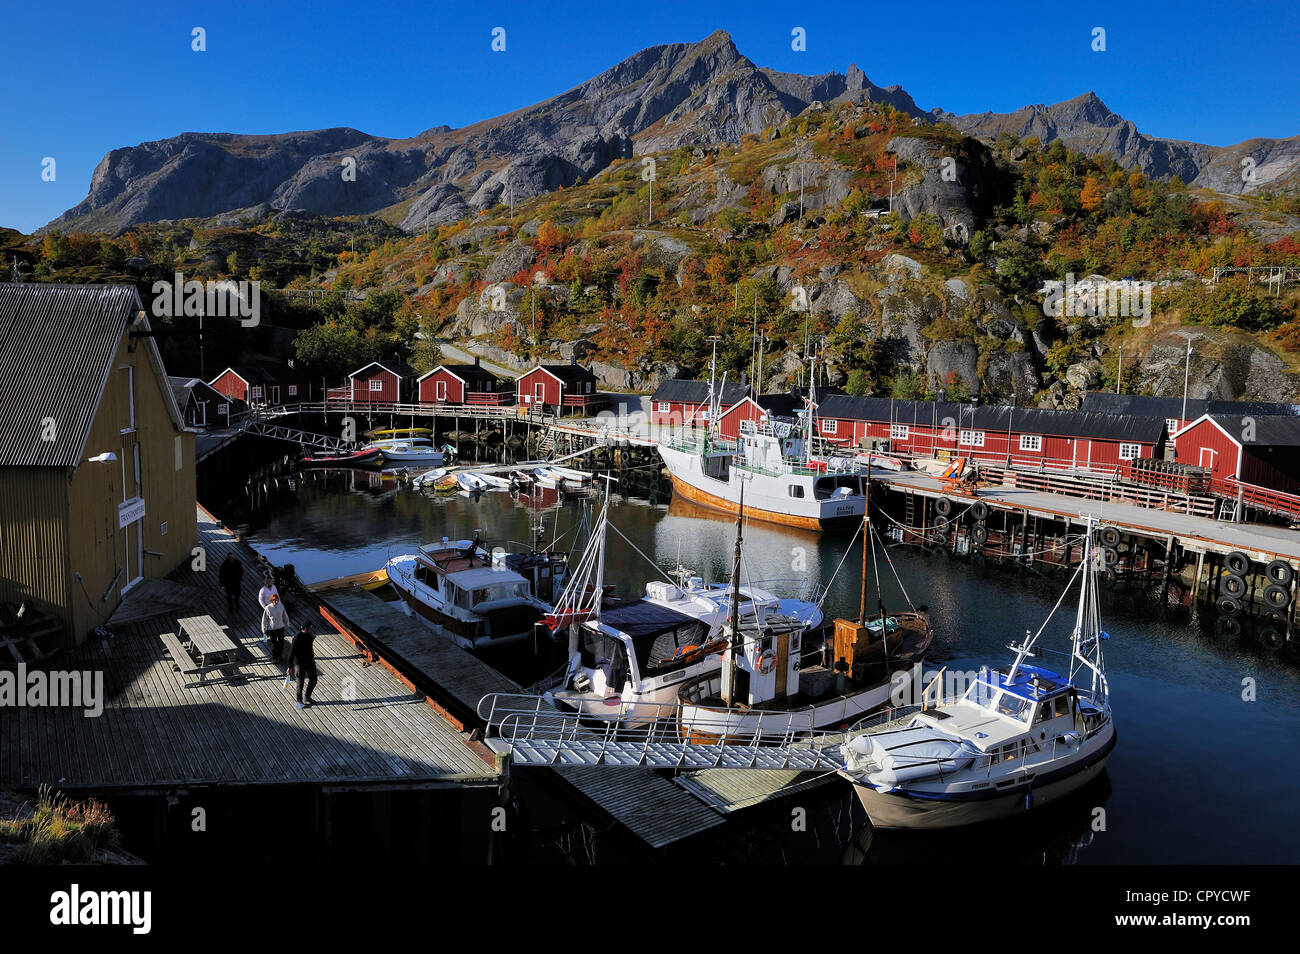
top-left (840, 519), bottom-right (1116, 829)
top-left (378, 442), bottom-right (445, 464)
top-left (385, 538), bottom-right (552, 650)
top-left (476, 473), bottom-right (515, 490)
top-left (532, 466), bottom-right (565, 488)
top-left (546, 465), bottom-right (592, 483)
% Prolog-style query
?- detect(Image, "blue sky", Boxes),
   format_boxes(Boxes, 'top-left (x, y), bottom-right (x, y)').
top-left (3, 0), bottom-right (1297, 233)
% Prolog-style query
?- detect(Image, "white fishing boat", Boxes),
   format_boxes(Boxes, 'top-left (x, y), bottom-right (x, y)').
top-left (385, 537), bottom-right (552, 649)
top-left (840, 519), bottom-right (1116, 829)
top-left (676, 504), bottom-right (934, 740)
top-left (476, 473), bottom-right (515, 490)
top-left (658, 349), bottom-right (867, 531)
top-left (543, 482), bottom-right (828, 727)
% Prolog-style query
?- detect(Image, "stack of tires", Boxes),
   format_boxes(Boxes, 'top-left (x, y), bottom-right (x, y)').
top-left (1098, 527), bottom-right (1122, 586)
top-left (1259, 558), bottom-right (1293, 650)
top-left (970, 501), bottom-right (990, 549)
top-left (931, 497), bottom-right (954, 549)
top-left (1216, 551), bottom-right (1251, 638)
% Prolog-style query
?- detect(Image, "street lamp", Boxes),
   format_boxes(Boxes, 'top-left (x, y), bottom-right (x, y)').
top-left (87, 452), bottom-right (117, 463)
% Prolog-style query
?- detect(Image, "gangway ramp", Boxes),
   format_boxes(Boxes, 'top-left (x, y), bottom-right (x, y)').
top-left (478, 693), bottom-right (849, 773)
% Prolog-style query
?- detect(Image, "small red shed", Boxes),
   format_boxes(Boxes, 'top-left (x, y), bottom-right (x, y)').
top-left (418, 360), bottom-right (510, 405)
top-left (516, 363), bottom-right (600, 414)
top-left (348, 361), bottom-right (413, 404)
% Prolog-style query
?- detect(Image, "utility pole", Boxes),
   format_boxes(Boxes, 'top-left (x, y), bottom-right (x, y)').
top-left (1181, 338), bottom-right (1192, 424)
top-left (1116, 347), bottom-right (1122, 394)
top-left (798, 164), bottom-right (804, 225)
top-left (889, 156), bottom-right (897, 214)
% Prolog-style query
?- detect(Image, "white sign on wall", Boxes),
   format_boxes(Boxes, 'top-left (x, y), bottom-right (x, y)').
top-left (119, 497), bottom-right (146, 528)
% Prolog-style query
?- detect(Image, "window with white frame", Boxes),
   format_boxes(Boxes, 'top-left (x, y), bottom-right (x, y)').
top-left (1119, 443), bottom-right (1141, 460)
top-left (369, 379), bottom-right (383, 392)
top-left (250, 386), bottom-right (262, 399)
top-left (890, 424), bottom-right (908, 441)
top-left (1019, 434), bottom-right (1041, 451)
top-left (959, 430), bottom-right (985, 447)
top-left (823, 419), bottom-right (838, 434)
top-left (288, 385), bottom-right (298, 396)
top-left (658, 402), bottom-right (671, 413)
top-left (1166, 418), bottom-right (1180, 436)
top-left (739, 418), bottom-right (756, 434)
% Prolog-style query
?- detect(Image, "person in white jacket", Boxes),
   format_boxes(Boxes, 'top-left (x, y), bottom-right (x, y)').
top-left (258, 576), bottom-right (280, 610)
top-left (261, 593), bottom-right (288, 662)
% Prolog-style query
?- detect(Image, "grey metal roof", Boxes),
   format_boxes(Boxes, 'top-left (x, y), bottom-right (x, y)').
top-left (1210, 414), bottom-right (1300, 448)
top-left (651, 378), bottom-right (749, 405)
top-left (0, 284), bottom-right (142, 468)
top-left (1083, 391), bottom-right (1300, 419)
top-left (817, 394), bottom-right (1166, 444)
top-left (431, 363), bottom-right (501, 385)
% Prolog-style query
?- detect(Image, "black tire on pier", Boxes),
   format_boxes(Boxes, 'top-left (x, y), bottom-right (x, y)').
top-left (1220, 573), bottom-right (1247, 599)
top-left (971, 523), bottom-right (989, 545)
top-left (1265, 559), bottom-right (1295, 586)
top-left (1264, 583), bottom-right (1292, 608)
top-left (1218, 596), bottom-right (1242, 617)
top-left (971, 501), bottom-right (990, 521)
top-left (935, 497), bottom-right (954, 517)
top-left (1099, 526), bottom-right (1121, 548)
top-left (1265, 609), bottom-right (1289, 629)
top-left (933, 514), bottom-right (952, 533)
top-left (1101, 546), bottom-right (1120, 568)
top-left (1224, 551), bottom-right (1251, 576)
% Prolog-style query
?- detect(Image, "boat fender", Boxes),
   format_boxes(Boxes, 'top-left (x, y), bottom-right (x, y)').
top-left (1101, 546), bottom-right (1119, 568)
top-left (1224, 551), bottom-right (1251, 576)
top-left (1099, 526), bottom-right (1121, 548)
top-left (934, 497), bottom-right (954, 517)
top-left (971, 501), bottom-right (989, 521)
top-left (1024, 789), bottom-right (1033, 813)
top-left (1061, 732), bottom-right (1082, 748)
top-left (1264, 583), bottom-right (1291, 608)
top-left (756, 651), bottom-right (777, 675)
top-left (1219, 573), bottom-right (1247, 598)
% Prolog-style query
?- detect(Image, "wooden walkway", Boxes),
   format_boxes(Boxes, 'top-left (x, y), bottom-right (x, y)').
top-left (877, 470), bottom-right (1300, 562)
top-left (317, 587), bottom-right (726, 848)
top-left (0, 507), bottom-right (496, 793)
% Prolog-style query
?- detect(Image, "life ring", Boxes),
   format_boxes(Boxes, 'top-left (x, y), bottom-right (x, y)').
top-left (756, 651), bottom-right (777, 675)
top-left (1219, 573), bottom-right (1246, 598)
top-left (1224, 551), bottom-right (1251, 576)
top-left (1099, 526), bottom-right (1121, 548)
top-left (1265, 559), bottom-right (1295, 586)
top-left (1264, 583), bottom-right (1291, 609)
top-left (1218, 596), bottom-right (1242, 617)
top-left (934, 497), bottom-right (954, 517)
top-left (971, 501), bottom-right (990, 521)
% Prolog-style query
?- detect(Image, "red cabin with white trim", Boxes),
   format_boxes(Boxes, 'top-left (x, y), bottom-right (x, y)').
top-left (417, 361), bottom-right (511, 405)
top-left (348, 361), bottom-right (412, 404)
top-left (516, 363), bottom-right (601, 413)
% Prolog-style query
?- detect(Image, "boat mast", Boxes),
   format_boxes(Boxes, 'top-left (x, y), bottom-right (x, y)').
top-left (858, 476), bottom-right (870, 623)
top-left (724, 479), bottom-right (746, 707)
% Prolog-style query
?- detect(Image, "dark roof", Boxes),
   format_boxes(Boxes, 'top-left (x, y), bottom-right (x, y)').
top-left (351, 360), bottom-right (415, 380)
top-left (433, 363), bottom-right (500, 385)
top-left (1208, 414), bottom-right (1300, 447)
top-left (650, 378), bottom-right (749, 405)
top-left (168, 376), bottom-right (196, 408)
top-left (536, 363), bottom-right (597, 385)
top-left (755, 393), bottom-right (802, 417)
top-left (171, 376), bottom-right (235, 407)
top-left (1082, 392), bottom-right (1300, 420)
top-left (817, 394), bottom-right (1166, 444)
top-left (219, 365), bottom-right (280, 386)
top-left (0, 284), bottom-right (158, 468)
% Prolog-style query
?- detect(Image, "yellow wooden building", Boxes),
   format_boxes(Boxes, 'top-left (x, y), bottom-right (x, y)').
top-left (0, 284), bottom-right (198, 647)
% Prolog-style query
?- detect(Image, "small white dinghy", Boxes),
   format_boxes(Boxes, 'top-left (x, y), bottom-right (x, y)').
top-left (476, 473), bottom-right (514, 491)
top-left (411, 467), bottom-right (448, 488)
top-left (532, 467), bottom-right (564, 488)
top-left (457, 471), bottom-right (490, 493)
top-left (546, 465), bottom-right (591, 483)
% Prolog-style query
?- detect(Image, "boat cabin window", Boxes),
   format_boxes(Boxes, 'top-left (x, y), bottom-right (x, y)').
top-left (414, 565), bottom-right (440, 591)
top-left (788, 484), bottom-right (805, 498)
top-left (994, 693), bottom-right (1031, 722)
top-left (1054, 696), bottom-right (1071, 718)
top-left (468, 581), bottom-right (528, 607)
top-left (578, 630), bottom-right (630, 689)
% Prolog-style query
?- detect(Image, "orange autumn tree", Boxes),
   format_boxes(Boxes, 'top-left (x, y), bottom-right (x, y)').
top-left (1080, 176), bottom-right (1103, 213)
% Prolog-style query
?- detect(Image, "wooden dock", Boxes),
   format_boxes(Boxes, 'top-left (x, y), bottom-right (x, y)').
top-left (316, 586), bottom-right (733, 848)
top-left (0, 507), bottom-right (497, 794)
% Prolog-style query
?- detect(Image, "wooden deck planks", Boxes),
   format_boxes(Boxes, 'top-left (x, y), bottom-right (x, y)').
top-left (0, 507), bottom-right (494, 792)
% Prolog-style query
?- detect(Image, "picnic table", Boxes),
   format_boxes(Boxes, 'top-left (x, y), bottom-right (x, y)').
top-left (160, 615), bottom-right (240, 686)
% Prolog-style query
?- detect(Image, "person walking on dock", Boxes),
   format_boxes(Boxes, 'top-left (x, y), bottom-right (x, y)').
top-left (258, 575), bottom-right (280, 611)
top-left (261, 593), bottom-right (288, 662)
top-left (219, 554), bottom-right (244, 614)
top-left (286, 622), bottom-right (318, 709)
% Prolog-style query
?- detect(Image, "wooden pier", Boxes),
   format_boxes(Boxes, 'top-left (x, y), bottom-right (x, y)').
top-left (0, 507), bottom-right (498, 795)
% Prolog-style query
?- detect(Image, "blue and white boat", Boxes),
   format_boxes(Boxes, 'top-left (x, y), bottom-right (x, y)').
top-left (841, 519), bottom-right (1116, 829)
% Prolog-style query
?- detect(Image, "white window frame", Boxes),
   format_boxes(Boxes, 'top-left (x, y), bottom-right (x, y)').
top-left (658, 402), bottom-right (671, 413)
top-left (250, 385), bottom-right (263, 400)
top-left (1118, 443), bottom-right (1141, 461)
top-left (959, 430), bottom-right (985, 448)
top-left (739, 418), bottom-right (756, 434)
top-left (1019, 434), bottom-right (1041, 452)
top-left (288, 384), bottom-right (298, 397)
top-left (823, 419), bottom-right (838, 434)
top-left (119, 365), bottom-right (136, 434)
top-left (1166, 418), bottom-right (1180, 436)
top-left (890, 423), bottom-right (908, 441)
top-left (369, 379), bottom-right (384, 392)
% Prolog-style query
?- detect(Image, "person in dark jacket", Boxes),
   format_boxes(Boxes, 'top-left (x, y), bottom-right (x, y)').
top-left (219, 554), bottom-right (244, 613)
top-left (286, 622), bottom-right (318, 709)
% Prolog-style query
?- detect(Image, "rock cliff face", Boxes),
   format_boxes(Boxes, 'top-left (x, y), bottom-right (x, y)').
top-left (52, 34), bottom-right (1294, 235)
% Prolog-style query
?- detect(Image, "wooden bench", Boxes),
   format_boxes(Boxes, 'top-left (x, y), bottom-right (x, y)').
top-left (160, 632), bottom-right (201, 674)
